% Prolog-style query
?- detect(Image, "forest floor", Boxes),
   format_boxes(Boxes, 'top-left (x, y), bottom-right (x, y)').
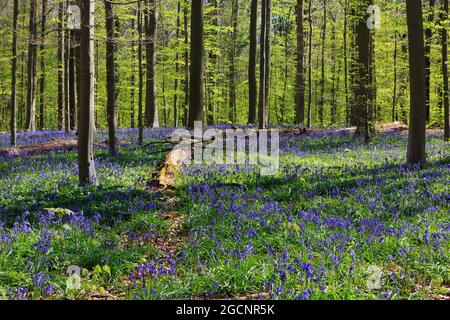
top-left (0, 125), bottom-right (449, 300)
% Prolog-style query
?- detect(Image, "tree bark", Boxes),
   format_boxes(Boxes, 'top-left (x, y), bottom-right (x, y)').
top-left (145, 0), bottom-right (159, 128)
top-left (318, 0), bottom-right (327, 126)
top-left (424, 0), bottom-right (436, 123)
top-left (58, 1), bottom-right (65, 130)
top-left (26, 0), bottom-right (38, 131)
top-left (137, 2), bottom-right (144, 144)
top-left (10, 0), bottom-right (19, 146)
top-left (38, 0), bottom-right (48, 130)
top-left (258, 0), bottom-right (269, 129)
top-left (174, 0), bottom-right (181, 126)
top-left (78, 0), bottom-right (97, 186)
top-left (188, 0), bottom-right (204, 129)
top-left (406, 0), bottom-right (427, 164)
top-left (307, 0), bottom-right (313, 128)
top-left (248, 0), bottom-right (258, 125)
top-left (441, 0), bottom-right (449, 140)
top-left (295, 0), bottom-right (305, 127)
top-left (228, 0), bottom-right (239, 123)
top-left (105, 0), bottom-right (118, 156)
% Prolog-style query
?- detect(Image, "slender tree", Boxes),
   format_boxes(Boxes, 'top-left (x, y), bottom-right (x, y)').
top-left (295, 0), bottom-right (305, 127)
top-left (174, 0), bottom-right (181, 126)
top-left (441, 0), bottom-right (449, 140)
top-left (78, 0), bottom-right (97, 186)
top-left (406, 0), bottom-right (427, 164)
top-left (137, 2), bottom-right (144, 144)
top-left (228, 0), bottom-right (239, 123)
top-left (58, 0), bottom-right (65, 130)
top-left (188, 0), bottom-right (204, 128)
top-left (307, 0), bottom-right (313, 128)
top-left (318, 0), bottom-right (327, 126)
top-left (424, 0), bottom-right (436, 123)
top-left (26, 0), bottom-right (38, 131)
top-left (145, 0), bottom-right (159, 128)
top-left (105, 0), bottom-right (118, 156)
top-left (38, 0), bottom-right (48, 130)
top-left (258, 0), bottom-right (269, 129)
top-left (10, 0), bottom-right (19, 146)
top-left (248, 0), bottom-right (258, 124)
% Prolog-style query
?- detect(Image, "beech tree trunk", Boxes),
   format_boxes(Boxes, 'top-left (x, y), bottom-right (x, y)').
top-left (406, 0), bottom-right (427, 164)
top-left (441, 0), bottom-right (449, 140)
top-left (26, 0), bottom-right (38, 131)
top-left (145, 0), bottom-right (159, 128)
top-left (38, 0), bottom-right (48, 130)
top-left (10, 0), bottom-right (19, 146)
top-left (295, 0), bottom-right (305, 127)
top-left (188, 0), bottom-right (205, 129)
top-left (78, 0), bottom-right (97, 186)
top-left (105, 0), bottom-right (118, 156)
top-left (248, 0), bottom-right (258, 125)
top-left (58, 1), bottom-right (65, 130)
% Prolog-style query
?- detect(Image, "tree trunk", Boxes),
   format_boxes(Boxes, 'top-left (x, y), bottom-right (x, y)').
top-left (58, 1), bottom-right (65, 130)
top-left (38, 0), bottom-right (48, 130)
top-left (130, 13), bottom-right (136, 129)
top-left (295, 0), bottom-right (305, 127)
top-left (10, 0), bottom-right (19, 146)
top-left (248, 0), bottom-right (258, 125)
top-left (424, 0), bottom-right (436, 123)
top-left (105, 0), bottom-right (118, 156)
top-left (258, 0), bottom-right (269, 129)
top-left (183, 0), bottom-right (189, 127)
top-left (228, 0), bottom-right (239, 123)
top-left (174, 0), bottom-right (181, 126)
top-left (26, 0), bottom-right (38, 131)
top-left (442, 0), bottom-right (449, 140)
top-left (343, 0), bottom-right (349, 126)
top-left (330, 12), bottom-right (337, 125)
top-left (188, 0), bottom-right (204, 129)
top-left (307, 0), bottom-right (313, 128)
top-left (78, 0), bottom-right (97, 187)
top-left (392, 24), bottom-right (398, 122)
top-left (354, 0), bottom-right (372, 143)
top-left (145, 0), bottom-right (159, 128)
top-left (318, 0), bottom-right (326, 126)
top-left (406, 0), bottom-right (427, 164)
top-left (137, 2), bottom-right (144, 145)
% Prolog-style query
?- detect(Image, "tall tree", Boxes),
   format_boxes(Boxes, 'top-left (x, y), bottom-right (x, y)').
top-left (188, 0), bottom-right (204, 128)
top-left (78, 0), bottom-right (97, 186)
top-left (228, 0), bottom-right (239, 123)
top-left (354, 0), bottom-right (372, 143)
top-left (318, 0), bottom-right (327, 126)
top-left (105, 0), bottom-right (118, 156)
top-left (58, 0), bottom-right (65, 130)
top-left (307, 0), bottom-right (313, 128)
top-left (26, 0), bottom-right (38, 131)
top-left (295, 0), bottom-right (305, 127)
top-left (441, 0), bottom-right (449, 140)
top-left (38, 0), bottom-right (48, 130)
top-left (10, 0), bottom-right (19, 146)
top-left (406, 0), bottom-right (427, 164)
top-left (424, 0), bottom-right (436, 123)
top-left (173, 0), bottom-right (182, 126)
top-left (183, 0), bottom-right (189, 126)
top-left (145, 0), bottom-right (159, 128)
top-left (137, 2), bottom-right (144, 144)
top-left (258, 0), bottom-right (269, 129)
top-left (248, 0), bottom-right (258, 124)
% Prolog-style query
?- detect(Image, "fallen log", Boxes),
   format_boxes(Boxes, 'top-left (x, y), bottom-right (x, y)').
top-left (0, 139), bottom-right (78, 156)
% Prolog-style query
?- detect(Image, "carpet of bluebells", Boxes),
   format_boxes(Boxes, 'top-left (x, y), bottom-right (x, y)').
top-left (0, 127), bottom-right (449, 300)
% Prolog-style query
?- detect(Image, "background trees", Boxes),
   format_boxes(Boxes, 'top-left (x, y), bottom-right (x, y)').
top-left (0, 0), bottom-right (448, 160)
